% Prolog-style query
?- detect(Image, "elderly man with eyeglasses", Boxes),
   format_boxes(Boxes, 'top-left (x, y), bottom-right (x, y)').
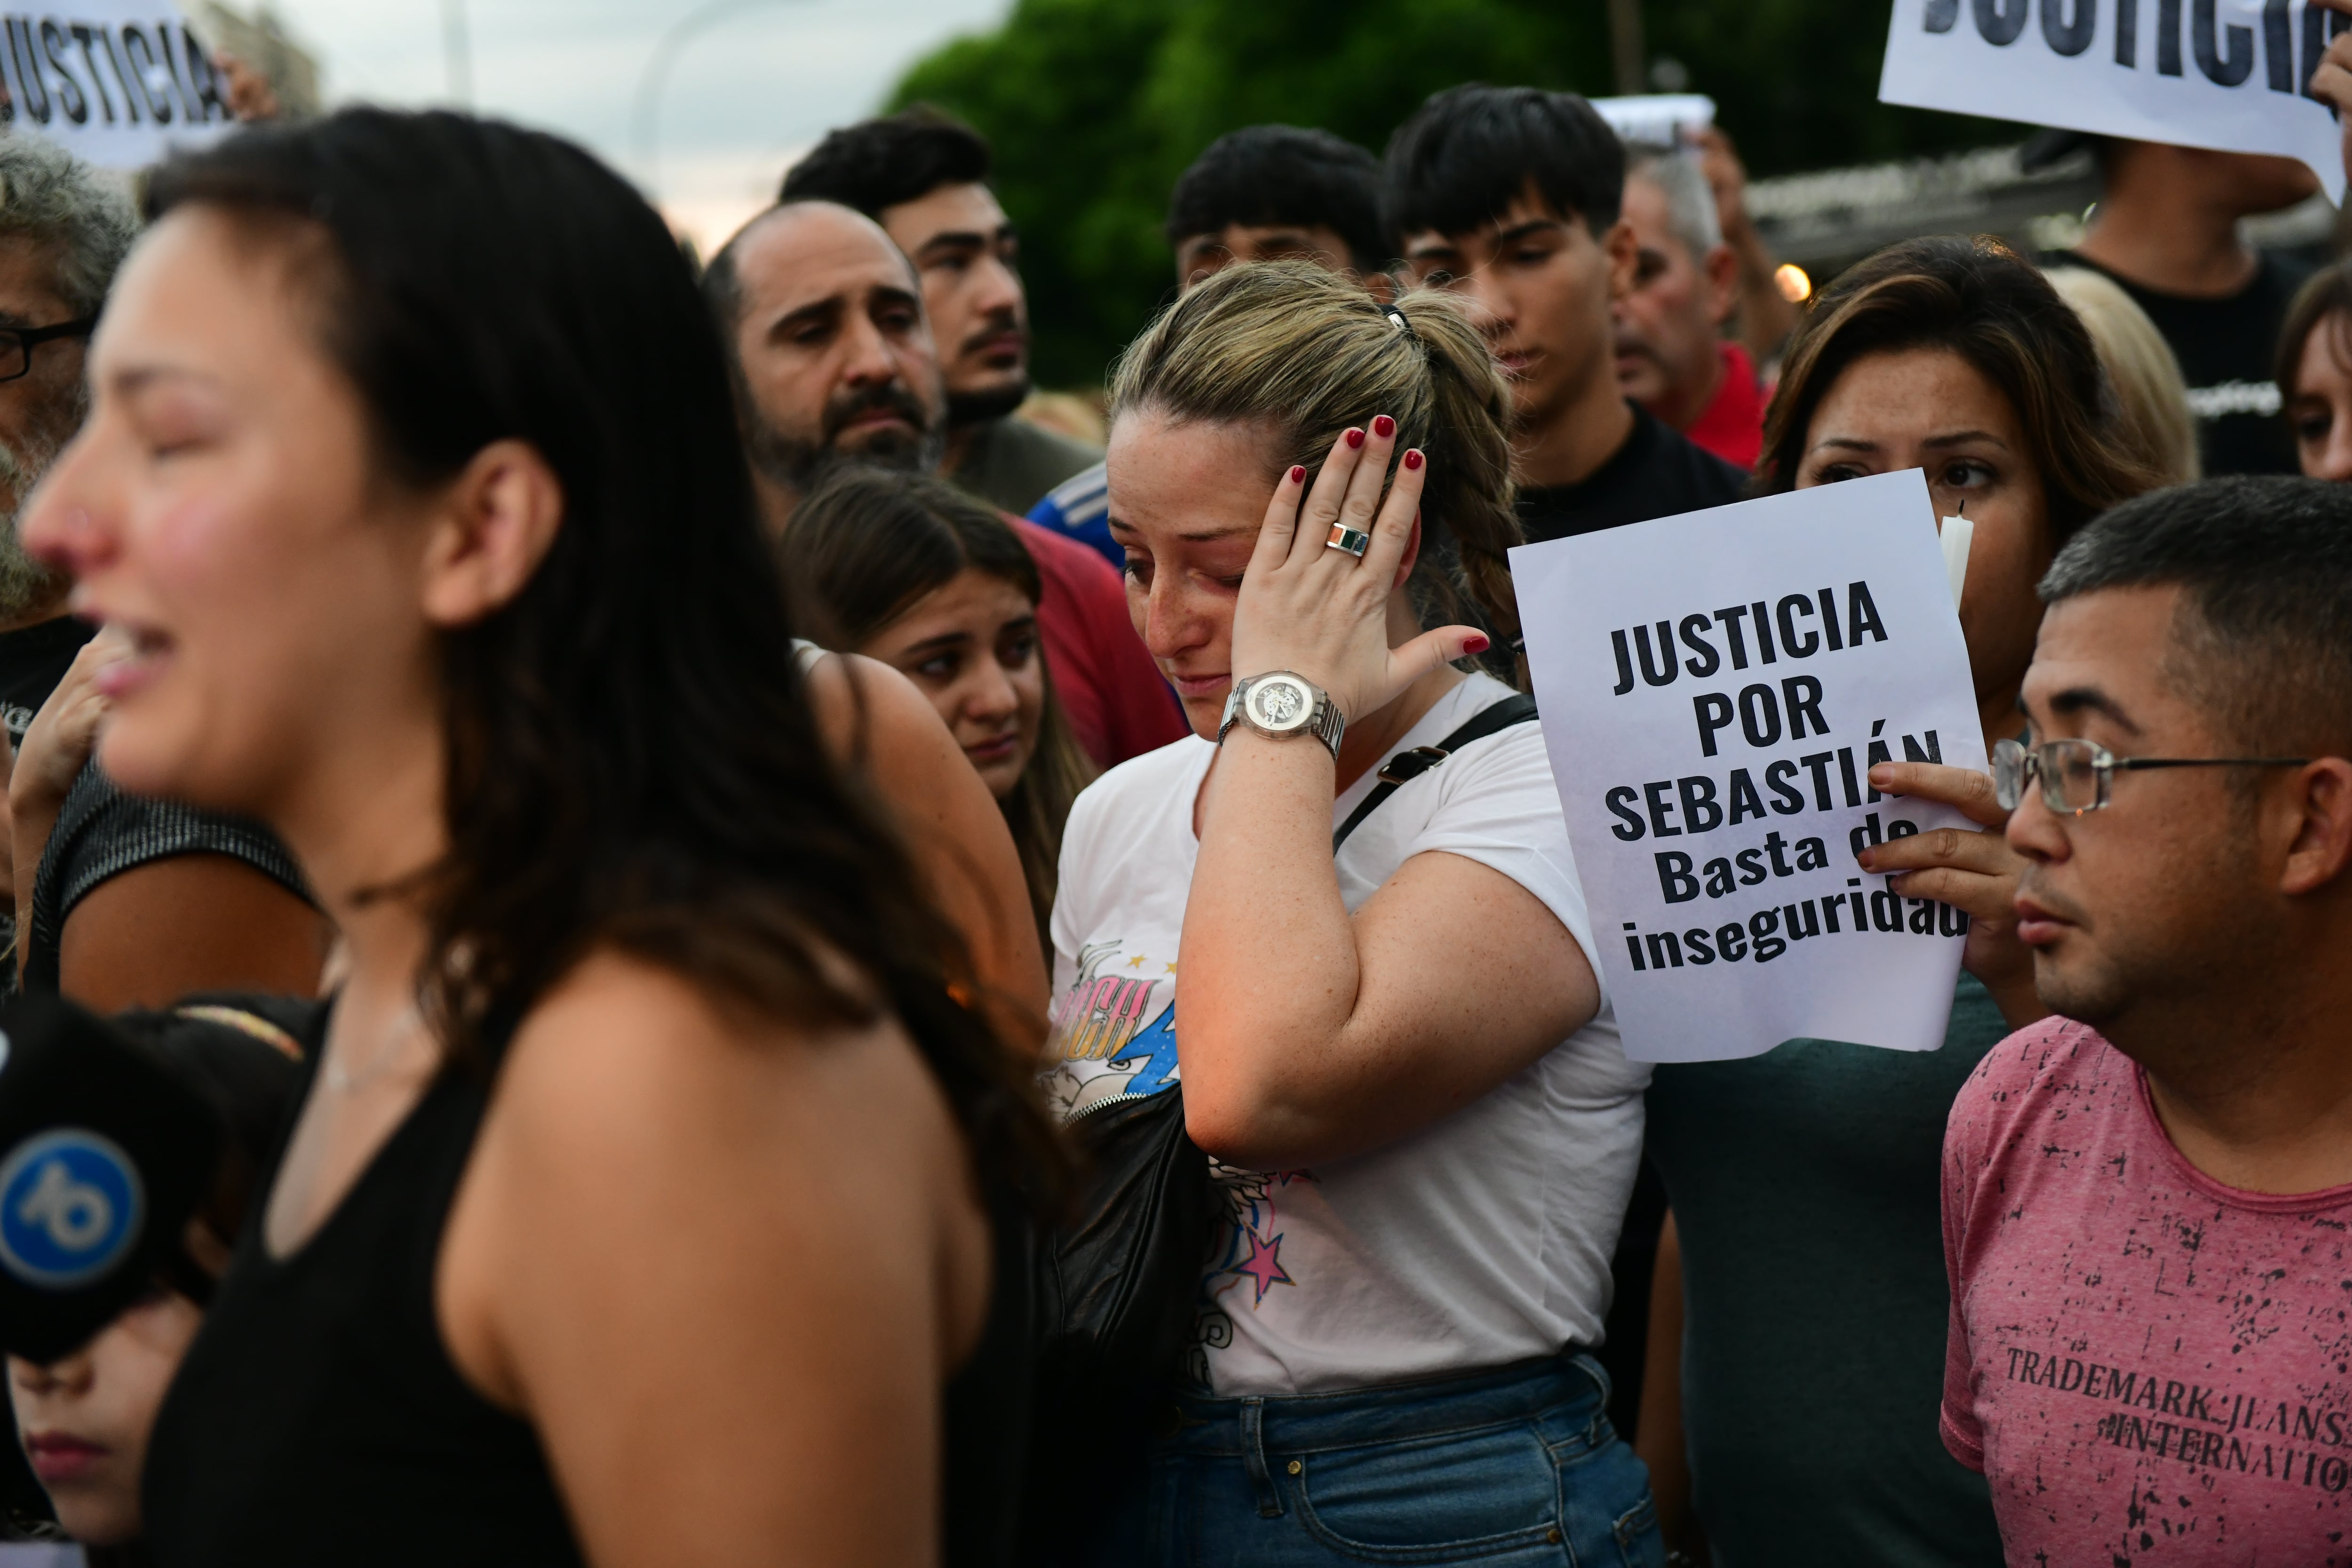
top-left (0, 139), bottom-right (132, 750)
top-left (1932, 475), bottom-right (2352, 1564)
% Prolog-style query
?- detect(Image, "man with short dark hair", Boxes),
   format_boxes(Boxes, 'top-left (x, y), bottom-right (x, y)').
top-left (1614, 145), bottom-right (1763, 470)
top-left (1029, 124), bottom-right (1391, 567)
top-left (702, 200), bottom-right (1183, 767)
top-left (779, 106), bottom-right (1098, 516)
top-left (1164, 124), bottom-right (1391, 290)
top-left (1384, 85), bottom-right (1744, 543)
top-left (1942, 475), bottom-right (2352, 1562)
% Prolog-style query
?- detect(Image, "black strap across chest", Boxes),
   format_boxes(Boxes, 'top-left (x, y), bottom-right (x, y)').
top-left (1332, 692), bottom-right (1540, 852)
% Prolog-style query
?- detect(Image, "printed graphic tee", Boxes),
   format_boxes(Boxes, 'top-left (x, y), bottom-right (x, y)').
top-left (1941, 1018), bottom-right (2352, 1564)
top-left (1045, 674), bottom-right (1651, 1395)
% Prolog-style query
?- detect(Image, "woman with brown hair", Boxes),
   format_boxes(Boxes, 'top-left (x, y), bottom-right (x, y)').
top-left (1049, 260), bottom-right (1659, 1565)
top-left (19, 107), bottom-right (1064, 1566)
top-left (780, 470), bottom-right (1095, 950)
top-left (1636, 235), bottom-right (2160, 1568)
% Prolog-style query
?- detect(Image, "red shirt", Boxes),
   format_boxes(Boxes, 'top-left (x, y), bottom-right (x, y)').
top-left (1942, 1018), bottom-right (2352, 1565)
top-left (1013, 518), bottom-right (1187, 767)
top-left (1684, 342), bottom-right (1765, 473)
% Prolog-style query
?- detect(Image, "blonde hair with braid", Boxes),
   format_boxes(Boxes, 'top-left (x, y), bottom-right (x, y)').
top-left (1108, 261), bottom-right (1523, 665)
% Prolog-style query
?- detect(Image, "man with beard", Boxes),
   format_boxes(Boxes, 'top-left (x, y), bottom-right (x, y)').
top-left (703, 200), bottom-right (1182, 766)
top-left (1613, 145), bottom-right (1764, 472)
top-left (779, 107), bottom-right (1098, 516)
top-left (1941, 476), bottom-right (2352, 1564)
top-left (0, 141), bottom-right (130, 749)
top-left (1385, 86), bottom-right (1744, 544)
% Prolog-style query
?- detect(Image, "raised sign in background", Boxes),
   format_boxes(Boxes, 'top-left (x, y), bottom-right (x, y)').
top-left (0, 5), bottom-right (232, 169)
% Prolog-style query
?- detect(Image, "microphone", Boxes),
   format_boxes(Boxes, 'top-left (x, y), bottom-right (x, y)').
top-left (0, 993), bottom-right (224, 1364)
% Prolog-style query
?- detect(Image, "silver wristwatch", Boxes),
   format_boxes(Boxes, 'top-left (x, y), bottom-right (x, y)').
top-left (1219, 671), bottom-right (1345, 759)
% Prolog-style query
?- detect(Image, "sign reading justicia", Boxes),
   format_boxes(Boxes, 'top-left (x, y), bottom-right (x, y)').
top-left (1511, 471), bottom-right (1986, 1065)
top-left (1880, 0), bottom-right (2347, 201)
top-left (0, 4), bottom-right (234, 169)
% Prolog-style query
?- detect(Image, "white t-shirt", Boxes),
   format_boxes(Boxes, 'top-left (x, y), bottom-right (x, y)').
top-left (1044, 673), bottom-right (1651, 1396)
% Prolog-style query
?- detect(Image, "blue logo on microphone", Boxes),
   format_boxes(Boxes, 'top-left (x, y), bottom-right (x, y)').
top-left (0, 1131), bottom-right (143, 1290)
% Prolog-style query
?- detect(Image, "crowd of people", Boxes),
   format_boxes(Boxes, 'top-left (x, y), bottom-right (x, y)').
top-left (0, 35), bottom-right (2333, 1568)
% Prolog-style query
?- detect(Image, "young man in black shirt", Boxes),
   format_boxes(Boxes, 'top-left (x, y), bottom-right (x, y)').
top-left (1383, 85), bottom-right (1746, 545)
top-left (2035, 133), bottom-right (2320, 477)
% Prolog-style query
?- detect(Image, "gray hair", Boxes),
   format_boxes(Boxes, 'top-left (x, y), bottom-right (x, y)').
top-left (0, 137), bottom-right (136, 319)
top-left (1624, 144), bottom-right (1721, 263)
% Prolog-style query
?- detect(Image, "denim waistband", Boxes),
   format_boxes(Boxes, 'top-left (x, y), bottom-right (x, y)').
top-left (1159, 1352), bottom-right (1611, 1458)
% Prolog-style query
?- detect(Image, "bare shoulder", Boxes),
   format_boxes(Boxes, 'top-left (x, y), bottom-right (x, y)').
top-left (493, 948), bottom-right (964, 1169)
top-left (801, 648), bottom-right (957, 773)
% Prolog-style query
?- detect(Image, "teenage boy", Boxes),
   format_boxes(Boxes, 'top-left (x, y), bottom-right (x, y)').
top-left (781, 106), bottom-right (1099, 515)
top-left (1384, 85), bottom-right (1744, 543)
top-left (1029, 124), bottom-right (1391, 569)
top-left (1614, 145), bottom-right (1764, 470)
top-left (1942, 475), bottom-right (2352, 1561)
top-left (702, 200), bottom-right (1183, 766)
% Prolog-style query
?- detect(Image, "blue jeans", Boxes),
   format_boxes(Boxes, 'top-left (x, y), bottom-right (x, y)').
top-left (1081, 1353), bottom-right (1663, 1567)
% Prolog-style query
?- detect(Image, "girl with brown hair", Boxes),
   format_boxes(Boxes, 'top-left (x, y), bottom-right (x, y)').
top-left (780, 470), bottom-right (1095, 950)
top-left (1637, 235), bottom-right (2160, 1568)
top-left (1048, 260), bottom-right (1660, 1565)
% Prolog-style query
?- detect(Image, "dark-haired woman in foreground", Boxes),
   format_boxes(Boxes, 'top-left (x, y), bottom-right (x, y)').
top-left (782, 471), bottom-right (1095, 951)
top-left (23, 109), bottom-right (1060, 1566)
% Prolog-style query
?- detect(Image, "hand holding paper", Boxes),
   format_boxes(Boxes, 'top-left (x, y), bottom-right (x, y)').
top-left (2305, 0), bottom-right (2352, 187)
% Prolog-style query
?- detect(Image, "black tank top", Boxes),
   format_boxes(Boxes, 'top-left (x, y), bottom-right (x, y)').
top-left (140, 1005), bottom-right (1034, 1566)
top-left (142, 1042), bottom-right (581, 1566)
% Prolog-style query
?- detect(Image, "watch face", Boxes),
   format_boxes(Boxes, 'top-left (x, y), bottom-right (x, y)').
top-left (1247, 676), bottom-right (1313, 732)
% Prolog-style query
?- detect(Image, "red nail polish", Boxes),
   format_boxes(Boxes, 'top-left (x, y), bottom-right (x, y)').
top-left (1372, 414), bottom-right (1395, 438)
top-left (1345, 428), bottom-right (1365, 449)
top-left (1463, 634), bottom-right (1490, 655)
top-left (1403, 448), bottom-right (1424, 471)
top-left (1289, 465), bottom-right (1306, 484)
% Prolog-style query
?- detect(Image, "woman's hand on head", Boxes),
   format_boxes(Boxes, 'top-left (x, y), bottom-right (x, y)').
top-left (1228, 416), bottom-right (1486, 724)
top-left (1857, 759), bottom-right (2046, 1028)
top-left (2312, 2), bottom-right (2352, 181)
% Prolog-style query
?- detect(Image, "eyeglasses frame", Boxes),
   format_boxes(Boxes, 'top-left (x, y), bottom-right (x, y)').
top-left (1993, 736), bottom-right (2313, 816)
top-left (0, 315), bottom-right (97, 384)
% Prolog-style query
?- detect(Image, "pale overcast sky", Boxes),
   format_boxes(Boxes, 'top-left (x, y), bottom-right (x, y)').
top-left (257, 0), bottom-right (1014, 251)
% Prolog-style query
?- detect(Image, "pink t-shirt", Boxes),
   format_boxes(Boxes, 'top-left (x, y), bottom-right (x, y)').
top-left (1941, 1017), bottom-right (2352, 1564)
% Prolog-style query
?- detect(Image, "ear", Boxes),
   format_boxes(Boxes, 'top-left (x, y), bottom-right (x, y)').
top-left (2278, 757), bottom-right (2352, 897)
top-left (417, 438), bottom-right (564, 630)
top-left (1704, 242), bottom-right (1741, 328)
top-left (1602, 219), bottom-right (1640, 302)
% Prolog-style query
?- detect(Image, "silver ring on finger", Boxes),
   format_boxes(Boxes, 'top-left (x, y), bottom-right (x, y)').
top-left (1325, 522), bottom-right (1372, 558)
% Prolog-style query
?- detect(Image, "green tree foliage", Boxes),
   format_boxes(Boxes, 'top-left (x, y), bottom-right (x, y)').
top-left (896, 0), bottom-right (2000, 386)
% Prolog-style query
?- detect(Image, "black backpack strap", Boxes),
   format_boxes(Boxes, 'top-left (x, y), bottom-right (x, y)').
top-left (1331, 692), bottom-right (1539, 852)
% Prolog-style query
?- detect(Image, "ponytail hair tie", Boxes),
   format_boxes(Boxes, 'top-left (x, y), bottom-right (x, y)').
top-left (1382, 302), bottom-right (1418, 342)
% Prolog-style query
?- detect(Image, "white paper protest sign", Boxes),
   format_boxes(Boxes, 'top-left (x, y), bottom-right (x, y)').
top-left (1880, 0), bottom-right (2346, 202)
top-left (0, 4), bottom-right (233, 169)
top-left (1511, 470), bottom-right (1986, 1065)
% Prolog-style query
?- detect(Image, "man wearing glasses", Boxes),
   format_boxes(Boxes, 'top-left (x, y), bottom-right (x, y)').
top-left (0, 140), bottom-right (130, 751)
top-left (1939, 476), bottom-right (2352, 1563)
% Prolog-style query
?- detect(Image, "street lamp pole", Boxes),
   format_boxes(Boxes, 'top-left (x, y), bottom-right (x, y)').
top-left (631, 0), bottom-right (805, 201)
top-left (441, 0), bottom-right (472, 107)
